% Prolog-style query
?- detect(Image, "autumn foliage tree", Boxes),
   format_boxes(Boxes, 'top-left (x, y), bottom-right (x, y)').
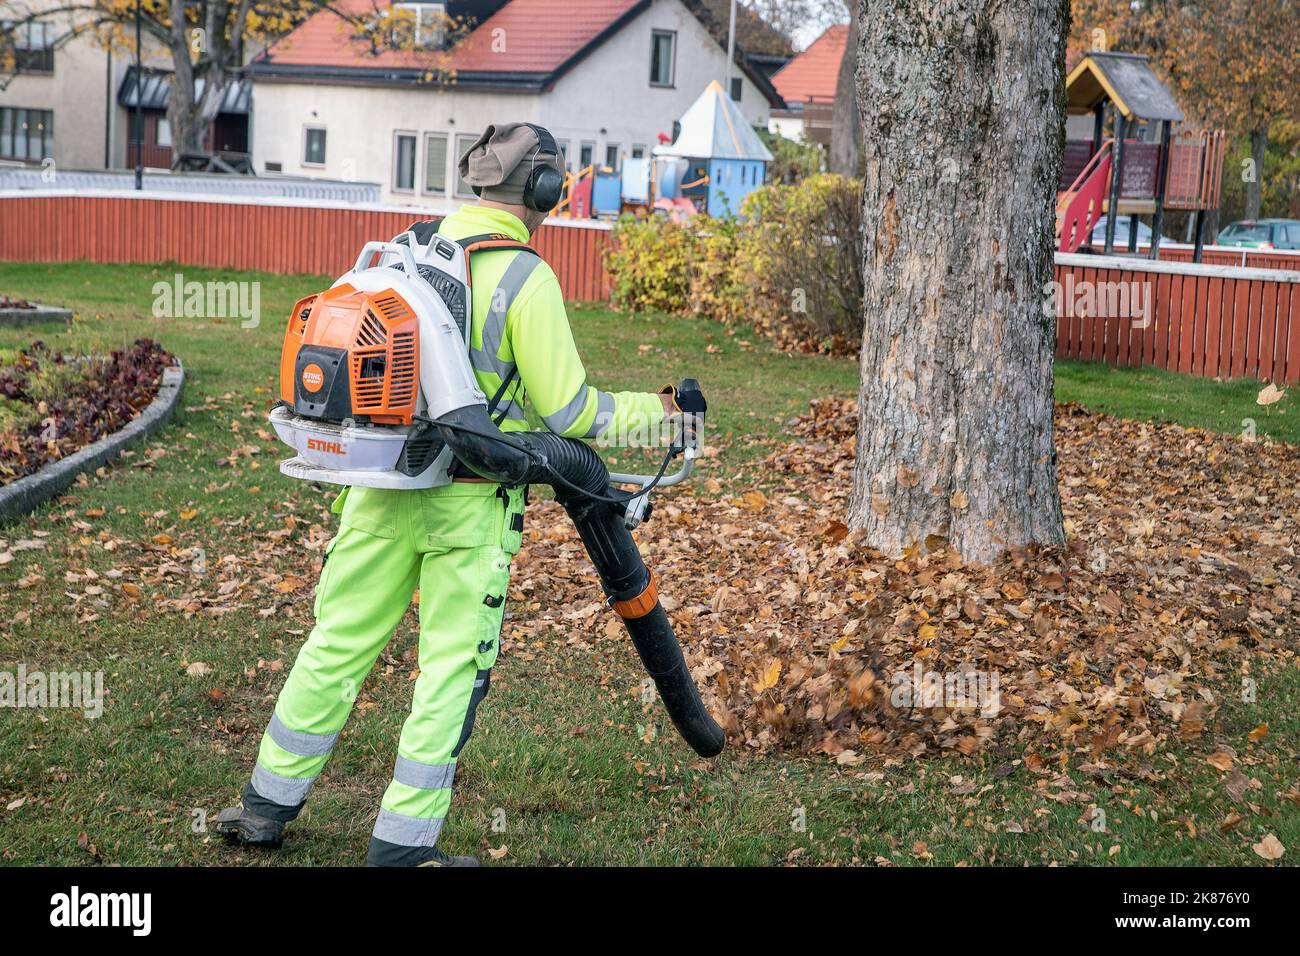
top-left (1070, 0), bottom-right (1300, 220)
top-left (0, 1), bottom-right (465, 165)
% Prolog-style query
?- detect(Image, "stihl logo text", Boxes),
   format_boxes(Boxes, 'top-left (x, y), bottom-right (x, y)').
top-left (306, 438), bottom-right (345, 454)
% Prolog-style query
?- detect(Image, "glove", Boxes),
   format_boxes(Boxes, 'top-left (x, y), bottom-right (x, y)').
top-left (660, 378), bottom-right (706, 449)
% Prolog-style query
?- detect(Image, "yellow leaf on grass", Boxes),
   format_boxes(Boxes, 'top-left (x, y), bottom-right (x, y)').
top-left (1248, 722), bottom-right (1269, 742)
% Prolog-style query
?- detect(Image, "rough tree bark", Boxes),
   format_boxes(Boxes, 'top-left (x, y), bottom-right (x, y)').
top-left (828, 1), bottom-right (861, 176)
top-left (164, 0), bottom-right (252, 163)
top-left (847, 0), bottom-right (1068, 565)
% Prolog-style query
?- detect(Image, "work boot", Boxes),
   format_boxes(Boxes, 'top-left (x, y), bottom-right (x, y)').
top-left (417, 848), bottom-right (482, 867)
top-left (366, 846), bottom-right (482, 867)
top-left (214, 806), bottom-right (286, 849)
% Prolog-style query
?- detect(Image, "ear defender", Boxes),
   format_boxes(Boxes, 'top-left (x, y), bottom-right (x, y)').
top-left (522, 124), bottom-right (564, 212)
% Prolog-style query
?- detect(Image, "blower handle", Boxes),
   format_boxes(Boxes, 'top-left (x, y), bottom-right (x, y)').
top-left (606, 376), bottom-right (705, 489)
top-left (352, 239), bottom-right (421, 279)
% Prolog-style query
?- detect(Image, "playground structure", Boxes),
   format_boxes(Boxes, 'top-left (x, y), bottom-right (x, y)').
top-left (1056, 52), bottom-right (1225, 260)
top-left (554, 81), bottom-right (771, 222)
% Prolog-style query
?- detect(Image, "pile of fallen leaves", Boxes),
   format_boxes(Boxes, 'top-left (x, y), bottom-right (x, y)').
top-left (511, 397), bottom-right (1300, 762)
top-left (0, 339), bottom-right (174, 484)
top-left (18, 391), bottom-right (1298, 768)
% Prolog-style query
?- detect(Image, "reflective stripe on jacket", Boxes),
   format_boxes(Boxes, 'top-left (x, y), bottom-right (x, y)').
top-left (434, 205), bottom-right (664, 440)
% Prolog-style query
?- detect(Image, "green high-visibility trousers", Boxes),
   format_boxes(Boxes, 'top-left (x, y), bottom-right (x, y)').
top-left (240, 480), bottom-right (525, 866)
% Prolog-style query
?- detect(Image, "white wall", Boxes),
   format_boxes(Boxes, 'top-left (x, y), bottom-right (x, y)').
top-left (0, 3), bottom-right (143, 171)
top-left (249, 81), bottom-right (534, 209)
top-left (250, 0), bottom-right (773, 208)
top-left (542, 0), bottom-right (770, 167)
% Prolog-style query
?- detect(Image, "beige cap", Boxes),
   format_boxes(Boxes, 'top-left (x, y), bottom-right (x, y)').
top-left (458, 123), bottom-right (565, 204)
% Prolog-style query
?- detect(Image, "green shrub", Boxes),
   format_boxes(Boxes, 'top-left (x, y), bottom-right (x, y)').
top-left (737, 173), bottom-right (864, 352)
top-left (688, 217), bottom-right (746, 325)
top-left (604, 215), bottom-right (693, 313)
top-left (604, 174), bottom-right (864, 354)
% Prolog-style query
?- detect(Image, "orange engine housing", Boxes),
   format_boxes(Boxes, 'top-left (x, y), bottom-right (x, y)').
top-left (279, 284), bottom-right (420, 426)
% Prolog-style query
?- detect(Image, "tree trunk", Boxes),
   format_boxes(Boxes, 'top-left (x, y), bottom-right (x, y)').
top-left (828, 2), bottom-right (861, 176)
top-left (1246, 127), bottom-right (1266, 220)
top-left (165, 0), bottom-right (247, 164)
top-left (847, 0), bottom-right (1067, 566)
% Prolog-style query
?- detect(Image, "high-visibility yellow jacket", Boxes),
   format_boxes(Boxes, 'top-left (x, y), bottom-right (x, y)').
top-left (436, 204), bottom-right (664, 441)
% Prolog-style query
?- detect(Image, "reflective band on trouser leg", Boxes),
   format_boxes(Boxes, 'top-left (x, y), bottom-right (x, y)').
top-left (242, 494), bottom-right (422, 823)
top-left (368, 490), bottom-right (510, 866)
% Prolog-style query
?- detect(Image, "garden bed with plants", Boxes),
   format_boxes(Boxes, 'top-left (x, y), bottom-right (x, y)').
top-left (0, 339), bottom-right (176, 485)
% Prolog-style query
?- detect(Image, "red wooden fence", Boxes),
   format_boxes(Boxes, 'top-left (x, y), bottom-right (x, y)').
top-left (0, 191), bottom-right (614, 300)
top-left (5, 192), bottom-right (1299, 383)
top-left (1054, 253), bottom-right (1300, 384)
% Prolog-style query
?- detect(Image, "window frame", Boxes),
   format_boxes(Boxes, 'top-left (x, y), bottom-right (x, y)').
top-left (604, 142), bottom-right (620, 171)
top-left (392, 130), bottom-right (418, 192)
top-left (454, 131), bottom-right (479, 197)
top-left (0, 106), bottom-right (53, 162)
top-left (1, 20), bottom-right (55, 73)
top-left (649, 29), bottom-right (676, 88)
top-left (302, 125), bottom-right (327, 167)
top-left (422, 131), bottom-right (449, 195)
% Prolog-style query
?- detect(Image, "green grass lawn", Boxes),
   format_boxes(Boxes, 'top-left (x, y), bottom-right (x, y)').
top-left (0, 261), bottom-right (1296, 867)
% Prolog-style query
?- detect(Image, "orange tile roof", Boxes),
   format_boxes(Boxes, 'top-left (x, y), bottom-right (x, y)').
top-left (771, 23), bottom-right (847, 105)
top-left (261, 0), bottom-right (645, 76)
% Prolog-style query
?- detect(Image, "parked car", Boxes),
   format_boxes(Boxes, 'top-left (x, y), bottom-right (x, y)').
top-left (1217, 219), bottom-right (1300, 250)
top-left (1085, 216), bottom-right (1170, 250)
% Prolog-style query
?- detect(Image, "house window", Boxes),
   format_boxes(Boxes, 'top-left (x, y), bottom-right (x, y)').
top-left (631, 144), bottom-right (646, 159)
top-left (423, 132), bottom-right (448, 194)
top-left (393, 132), bottom-right (417, 191)
top-left (555, 139), bottom-right (570, 170)
top-left (604, 143), bottom-right (620, 171)
top-left (393, 2), bottom-right (447, 49)
top-left (730, 77), bottom-right (743, 102)
top-left (579, 141), bottom-right (594, 168)
top-left (650, 30), bottom-right (675, 87)
top-left (454, 132), bottom-right (478, 196)
top-left (157, 118), bottom-right (173, 148)
top-left (303, 126), bottom-right (326, 166)
top-left (0, 107), bottom-right (53, 161)
top-left (1, 20), bottom-right (55, 73)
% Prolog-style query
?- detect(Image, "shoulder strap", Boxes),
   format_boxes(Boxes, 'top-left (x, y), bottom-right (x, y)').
top-left (457, 232), bottom-right (540, 258)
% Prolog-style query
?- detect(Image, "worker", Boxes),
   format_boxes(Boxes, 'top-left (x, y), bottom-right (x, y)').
top-left (217, 123), bottom-right (694, 866)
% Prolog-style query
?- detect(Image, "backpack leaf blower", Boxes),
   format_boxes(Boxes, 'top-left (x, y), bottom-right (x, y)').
top-left (269, 225), bottom-right (725, 758)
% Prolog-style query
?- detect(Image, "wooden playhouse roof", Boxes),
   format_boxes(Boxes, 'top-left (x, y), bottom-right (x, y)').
top-left (1066, 52), bottom-right (1184, 123)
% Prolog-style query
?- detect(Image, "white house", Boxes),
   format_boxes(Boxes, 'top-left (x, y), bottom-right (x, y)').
top-left (247, 0), bottom-right (783, 209)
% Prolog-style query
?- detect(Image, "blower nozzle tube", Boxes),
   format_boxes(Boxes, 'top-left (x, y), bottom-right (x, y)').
top-left (435, 405), bottom-right (725, 758)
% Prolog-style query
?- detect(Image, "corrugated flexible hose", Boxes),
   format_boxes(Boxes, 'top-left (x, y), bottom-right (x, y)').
top-left (433, 404), bottom-right (725, 758)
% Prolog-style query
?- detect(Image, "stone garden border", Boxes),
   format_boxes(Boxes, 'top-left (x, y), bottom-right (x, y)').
top-left (0, 303), bottom-right (73, 327)
top-left (0, 359), bottom-right (184, 522)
